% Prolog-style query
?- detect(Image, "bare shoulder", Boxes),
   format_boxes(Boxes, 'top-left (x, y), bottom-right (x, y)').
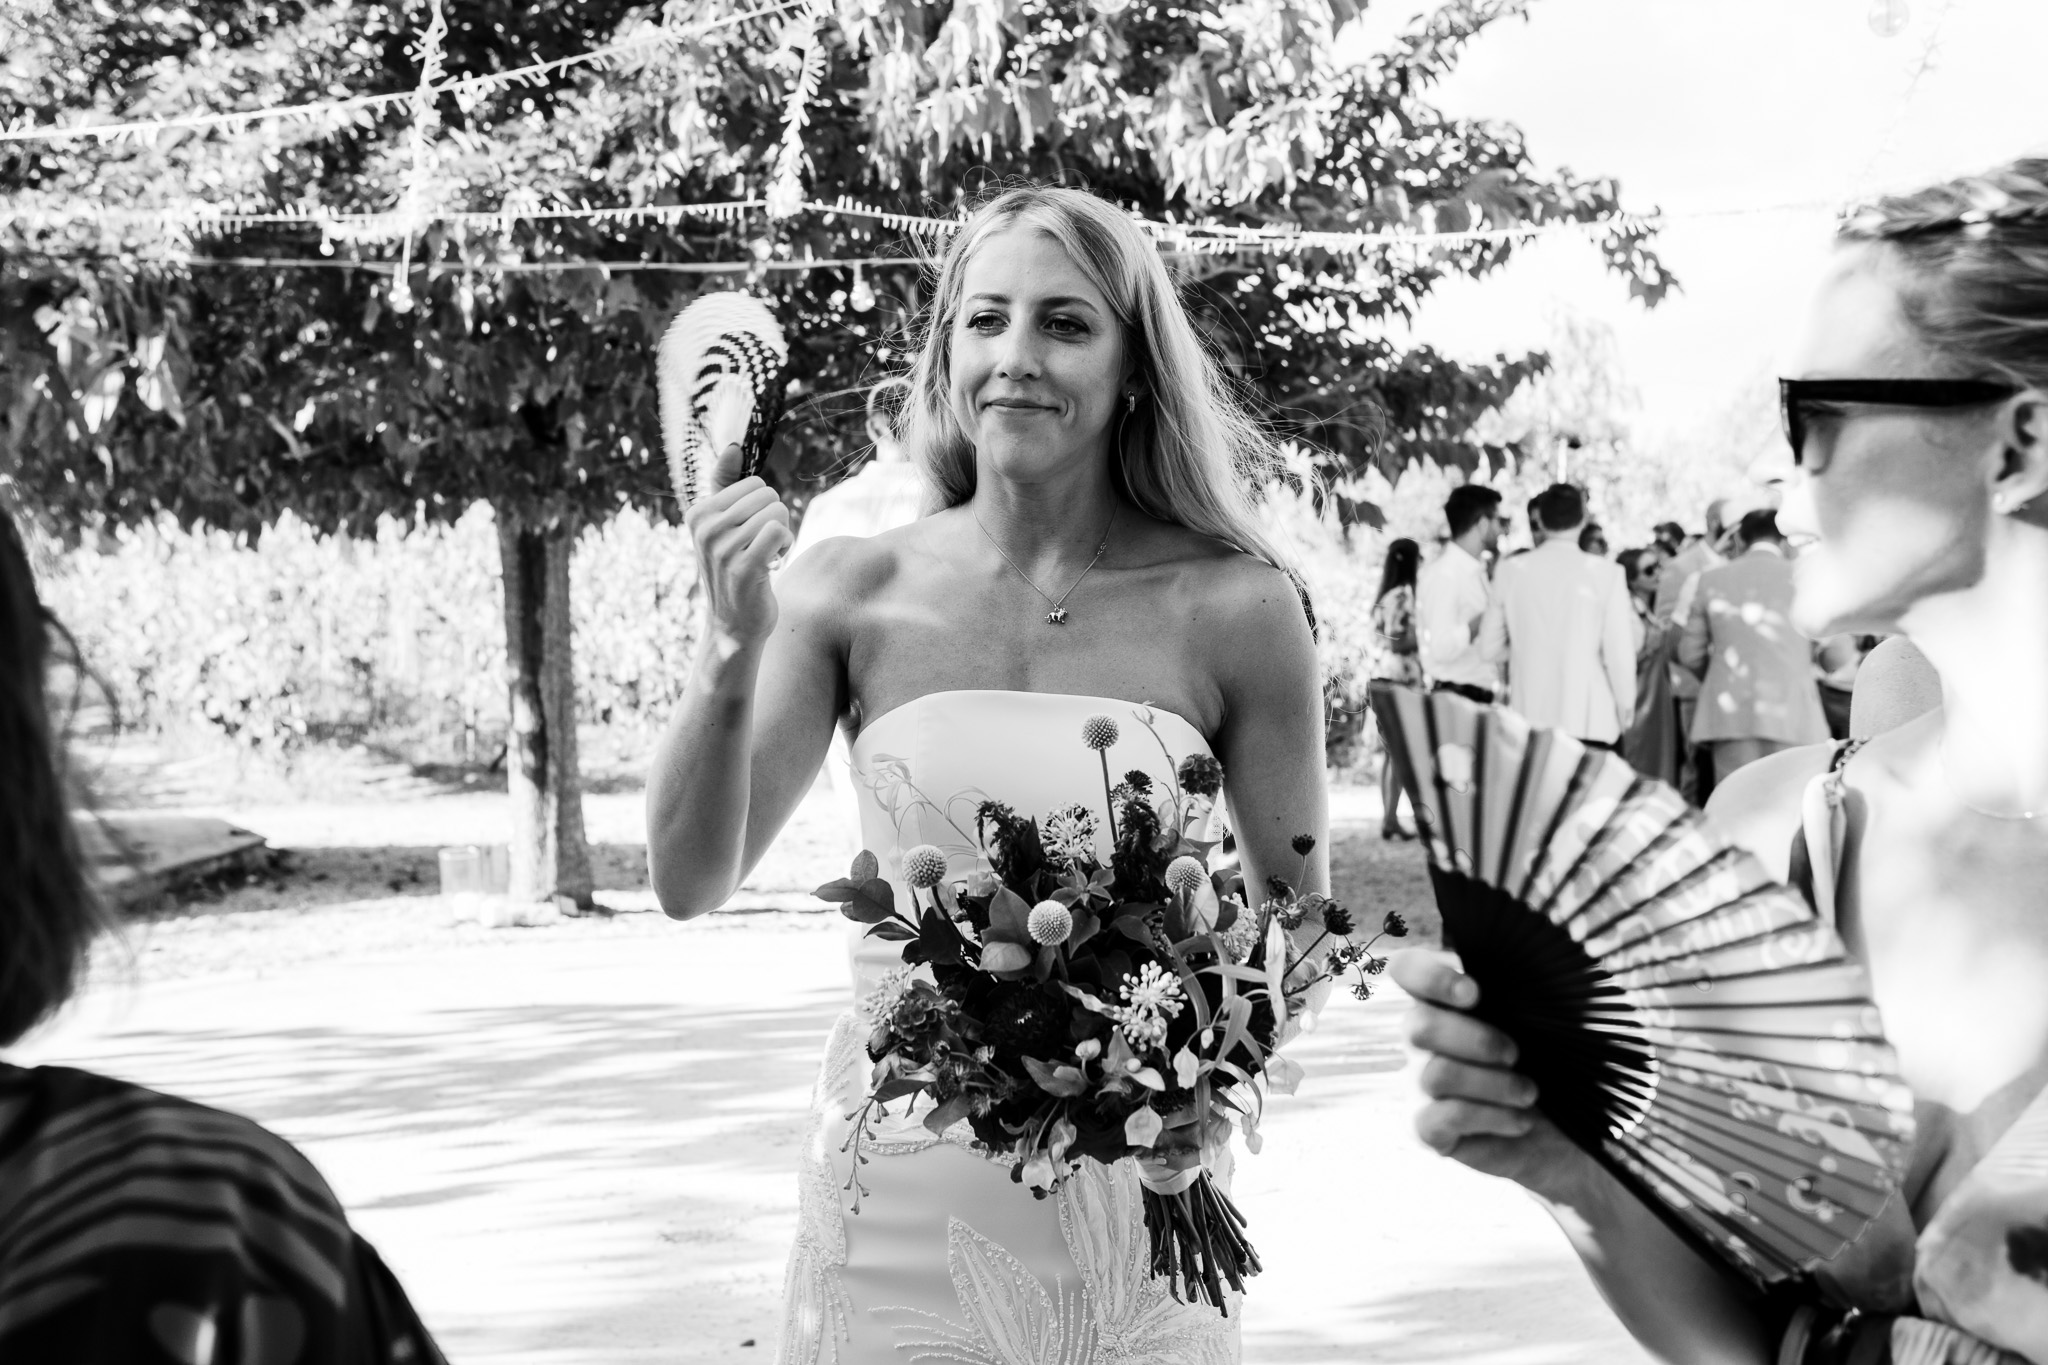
top-left (1169, 538), bottom-right (1312, 644)
top-left (775, 529), bottom-right (912, 628)
top-left (1704, 742), bottom-right (1835, 880)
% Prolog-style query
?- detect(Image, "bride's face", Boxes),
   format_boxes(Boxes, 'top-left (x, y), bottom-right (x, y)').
top-left (948, 226), bottom-right (1129, 486)
top-left (1776, 247), bottom-right (2003, 637)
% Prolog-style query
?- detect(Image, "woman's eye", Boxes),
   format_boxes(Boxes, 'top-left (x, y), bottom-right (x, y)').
top-left (1046, 315), bottom-right (1088, 337)
top-left (967, 311), bottom-right (1005, 332)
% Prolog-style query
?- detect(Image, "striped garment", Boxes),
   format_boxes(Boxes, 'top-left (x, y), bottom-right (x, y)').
top-left (0, 1063), bottom-right (444, 1365)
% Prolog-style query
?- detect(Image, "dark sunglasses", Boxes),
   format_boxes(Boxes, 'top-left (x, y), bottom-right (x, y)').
top-left (1779, 378), bottom-right (2018, 465)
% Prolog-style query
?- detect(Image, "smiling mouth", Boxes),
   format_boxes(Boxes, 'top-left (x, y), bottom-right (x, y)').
top-left (985, 399), bottom-right (1053, 410)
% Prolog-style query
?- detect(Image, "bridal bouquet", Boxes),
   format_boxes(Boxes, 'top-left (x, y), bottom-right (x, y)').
top-left (815, 712), bottom-right (1407, 1312)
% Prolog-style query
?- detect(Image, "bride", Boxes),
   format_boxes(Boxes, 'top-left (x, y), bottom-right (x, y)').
top-left (646, 185), bottom-right (1327, 1363)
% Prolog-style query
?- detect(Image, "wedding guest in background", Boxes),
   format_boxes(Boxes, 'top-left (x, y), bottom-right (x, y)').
top-left (1656, 499), bottom-right (1729, 800)
top-left (1677, 507), bottom-right (1829, 782)
top-left (782, 378), bottom-right (927, 856)
top-left (1396, 154), bottom-right (2048, 1365)
top-left (783, 377), bottom-right (924, 560)
top-left (1480, 483), bottom-right (1636, 748)
top-left (1651, 520), bottom-right (1686, 560)
top-left (1619, 546), bottom-right (1680, 783)
top-left (1576, 519), bottom-right (1609, 557)
top-left (1370, 537), bottom-right (1423, 839)
top-left (1653, 497), bottom-right (1728, 625)
top-left (1416, 483), bottom-right (1504, 704)
top-left (1523, 490), bottom-right (1549, 552)
top-left (0, 511), bottom-right (445, 1364)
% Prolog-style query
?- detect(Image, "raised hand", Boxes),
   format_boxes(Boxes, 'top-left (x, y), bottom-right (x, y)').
top-left (684, 442), bottom-right (793, 647)
top-left (1391, 948), bottom-right (1590, 1201)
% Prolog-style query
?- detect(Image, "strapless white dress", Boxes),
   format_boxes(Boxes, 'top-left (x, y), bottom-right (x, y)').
top-left (776, 690), bottom-right (1241, 1365)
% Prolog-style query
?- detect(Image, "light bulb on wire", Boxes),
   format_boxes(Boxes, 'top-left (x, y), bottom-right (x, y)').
top-left (1868, 0), bottom-right (1910, 37)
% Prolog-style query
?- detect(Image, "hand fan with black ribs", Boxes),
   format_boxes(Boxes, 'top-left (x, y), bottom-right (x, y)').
top-left (657, 292), bottom-right (789, 507)
top-left (1370, 681), bottom-right (1915, 1288)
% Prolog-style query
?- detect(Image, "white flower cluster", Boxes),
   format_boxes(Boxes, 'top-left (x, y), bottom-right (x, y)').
top-left (1216, 915), bottom-right (1260, 964)
top-left (1109, 961), bottom-right (1186, 1051)
top-left (862, 966), bottom-right (916, 1021)
top-left (1041, 803), bottom-right (1099, 865)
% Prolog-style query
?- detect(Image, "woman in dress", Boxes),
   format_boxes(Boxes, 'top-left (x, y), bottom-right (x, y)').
top-left (1618, 545), bottom-right (1681, 784)
top-left (1393, 158), bottom-right (2048, 1364)
top-left (647, 185), bottom-right (1326, 1363)
top-left (1371, 538), bottom-right (1422, 839)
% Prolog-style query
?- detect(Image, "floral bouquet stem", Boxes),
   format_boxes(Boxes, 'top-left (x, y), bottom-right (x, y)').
top-left (1139, 1162), bottom-right (1260, 1314)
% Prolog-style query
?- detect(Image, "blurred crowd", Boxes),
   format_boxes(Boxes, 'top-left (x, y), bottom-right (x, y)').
top-left (1369, 482), bottom-right (1874, 837)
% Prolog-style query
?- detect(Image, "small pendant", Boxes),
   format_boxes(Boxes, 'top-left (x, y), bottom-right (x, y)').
top-left (1046, 607), bottom-right (1069, 625)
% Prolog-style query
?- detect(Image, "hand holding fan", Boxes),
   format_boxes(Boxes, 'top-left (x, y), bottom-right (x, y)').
top-left (1371, 682), bottom-right (1915, 1288)
top-left (657, 292), bottom-right (788, 507)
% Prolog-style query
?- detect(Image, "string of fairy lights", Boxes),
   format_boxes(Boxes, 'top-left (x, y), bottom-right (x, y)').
top-left (1, 0), bottom-right (1903, 288)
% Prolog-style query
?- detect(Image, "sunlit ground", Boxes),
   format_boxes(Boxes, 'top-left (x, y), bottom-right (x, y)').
top-left (18, 780), bottom-right (1648, 1364)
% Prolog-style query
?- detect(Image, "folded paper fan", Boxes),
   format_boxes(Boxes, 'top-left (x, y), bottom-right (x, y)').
top-left (1369, 682), bottom-right (1915, 1288)
top-left (657, 292), bottom-right (789, 507)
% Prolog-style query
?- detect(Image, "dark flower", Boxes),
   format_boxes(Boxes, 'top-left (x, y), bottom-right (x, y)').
top-left (1123, 770), bottom-right (1153, 793)
top-left (1383, 910), bottom-right (1410, 938)
top-left (1290, 833), bottom-right (1317, 855)
top-left (1322, 903), bottom-right (1355, 937)
top-left (1177, 753), bottom-right (1223, 797)
top-left (1266, 874), bottom-right (1291, 898)
top-left (1365, 954), bottom-right (1388, 975)
top-left (1351, 981), bottom-right (1374, 1001)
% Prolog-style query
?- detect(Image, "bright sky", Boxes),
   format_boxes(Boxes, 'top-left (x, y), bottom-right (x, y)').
top-left (1343, 0), bottom-right (2048, 444)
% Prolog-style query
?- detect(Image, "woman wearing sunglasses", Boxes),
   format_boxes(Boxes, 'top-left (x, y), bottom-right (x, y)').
top-left (1394, 158), bottom-right (2048, 1365)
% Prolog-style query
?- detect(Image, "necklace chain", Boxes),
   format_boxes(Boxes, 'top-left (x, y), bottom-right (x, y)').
top-left (1938, 734), bottom-right (2044, 822)
top-left (971, 504), bottom-right (1116, 626)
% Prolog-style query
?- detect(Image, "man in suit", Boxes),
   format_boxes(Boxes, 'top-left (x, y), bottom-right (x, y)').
top-left (1480, 484), bottom-right (1637, 746)
top-left (1416, 484), bottom-right (1504, 704)
top-left (1677, 508), bottom-right (1830, 782)
top-left (1655, 499), bottom-right (1729, 801)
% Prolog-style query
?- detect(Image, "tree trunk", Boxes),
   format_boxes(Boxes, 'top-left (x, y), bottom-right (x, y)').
top-left (496, 507), bottom-right (594, 908)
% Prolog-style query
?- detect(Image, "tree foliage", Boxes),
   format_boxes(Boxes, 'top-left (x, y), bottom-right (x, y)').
top-left (3, 0), bottom-right (1671, 536)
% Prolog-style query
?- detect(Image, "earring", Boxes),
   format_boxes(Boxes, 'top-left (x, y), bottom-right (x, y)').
top-left (1125, 391), bottom-right (1139, 414)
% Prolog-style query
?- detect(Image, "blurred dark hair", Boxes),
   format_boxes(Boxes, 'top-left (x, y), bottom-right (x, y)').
top-left (1738, 507), bottom-right (1783, 545)
top-left (1839, 158), bottom-right (2048, 391)
top-left (1444, 484), bottom-right (1501, 539)
top-left (1652, 521), bottom-right (1684, 547)
top-left (1539, 483), bottom-right (1587, 532)
top-left (1577, 520), bottom-right (1607, 554)
top-left (0, 509), bottom-right (102, 1046)
top-left (1375, 538), bottom-right (1420, 603)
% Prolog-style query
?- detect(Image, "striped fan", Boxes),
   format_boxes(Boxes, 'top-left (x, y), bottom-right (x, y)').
top-left (1370, 681), bottom-right (1915, 1288)
top-left (656, 292), bottom-right (789, 506)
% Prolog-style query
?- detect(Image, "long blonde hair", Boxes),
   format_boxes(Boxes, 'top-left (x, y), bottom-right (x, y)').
top-left (900, 186), bottom-right (1292, 571)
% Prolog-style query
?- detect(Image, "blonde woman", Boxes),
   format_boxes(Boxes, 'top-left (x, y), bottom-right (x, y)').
top-left (647, 186), bottom-right (1325, 1361)
top-left (1395, 160), bottom-right (2048, 1364)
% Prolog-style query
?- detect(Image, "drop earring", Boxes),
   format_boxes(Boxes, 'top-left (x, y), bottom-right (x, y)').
top-left (1124, 391), bottom-right (1138, 414)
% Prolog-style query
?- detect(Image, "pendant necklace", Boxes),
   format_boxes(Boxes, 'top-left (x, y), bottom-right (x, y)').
top-left (972, 503), bottom-right (1116, 626)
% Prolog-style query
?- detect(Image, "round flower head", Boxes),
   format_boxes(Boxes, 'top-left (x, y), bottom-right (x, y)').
top-left (1321, 903), bottom-right (1356, 937)
top-left (1382, 909), bottom-right (1410, 939)
top-left (1176, 753), bottom-right (1223, 797)
top-left (1290, 833), bottom-right (1317, 856)
top-left (902, 844), bottom-right (948, 889)
top-left (1027, 900), bottom-right (1074, 945)
top-left (1081, 715), bottom-right (1120, 750)
top-left (1165, 855), bottom-right (1207, 900)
